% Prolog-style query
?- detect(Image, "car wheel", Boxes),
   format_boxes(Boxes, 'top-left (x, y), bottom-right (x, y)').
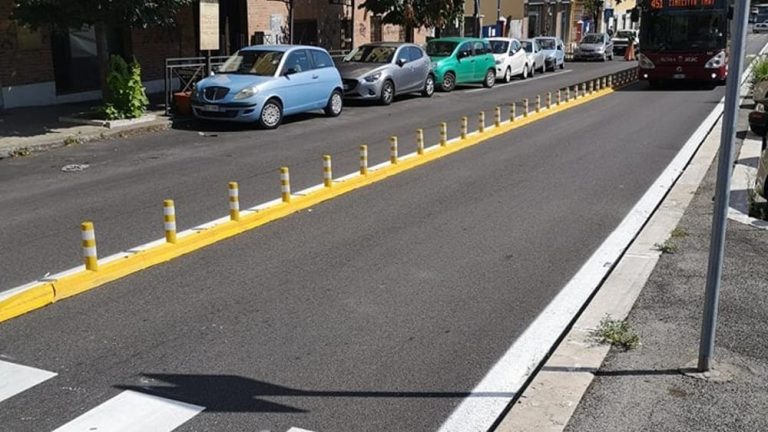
top-left (529, 64), bottom-right (535, 77)
top-left (441, 72), bottom-right (456, 92)
top-left (380, 80), bottom-right (394, 105)
top-left (421, 74), bottom-right (435, 97)
top-left (258, 99), bottom-right (283, 129)
top-left (559, 61), bottom-right (565, 70)
top-left (324, 90), bottom-right (343, 117)
top-left (521, 65), bottom-right (529, 79)
top-left (504, 67), bottom-right (512, 83)
top-left (483, 69), bottom-right (496, 88)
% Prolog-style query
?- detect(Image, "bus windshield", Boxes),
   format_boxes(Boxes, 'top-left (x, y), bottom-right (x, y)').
top-left (641, 12), bottom-right (725, 51)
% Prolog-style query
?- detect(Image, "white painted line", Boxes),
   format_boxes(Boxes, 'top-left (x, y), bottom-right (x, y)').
top-left (466, 70), bottom-right (574, 93)
top-left (286, 428), bottom-right (316, 432)
top-left (437, 61), bottom-right (742, 432)
top-left (52, 390), bottom-right (204, 432)
top-left (729, 133), bottom-right (768, 228)
top-left (0, 360), bottom-right (57, 404)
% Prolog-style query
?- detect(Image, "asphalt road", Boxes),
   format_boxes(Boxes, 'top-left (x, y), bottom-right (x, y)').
top-left (0, 60), bottom-right (633, 289)
top-left (4, 34), bottom-right (767, 429)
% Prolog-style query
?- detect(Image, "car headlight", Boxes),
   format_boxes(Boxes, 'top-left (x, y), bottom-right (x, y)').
top-left (233, 86), bottom-right (259, 100)
top-left (495, 59), bottom-right (502, 65)
top-left (705, 51), bottom-right (726, 69)
top-left (364, 72), bottom-right (382, 82)
top-left (637, 53), bottom-right (655, 69)
top-left (596, 47), bottom-right (605, 53)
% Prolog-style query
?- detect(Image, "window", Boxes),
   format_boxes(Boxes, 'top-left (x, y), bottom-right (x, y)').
top-left (426, 40), bottom-right (458, 56)
top-left (511, 40), bottom-right (521, 52)
top-left (219, 50), bottom-right (284, 76)
top-left (490, 40), bottom-right (509, 54)
top-left (406, 46), bottom-right (423, 61)
top-left (371, 16), bottom-right (383, 42)
top-left (311, 49), bottom-right (333, 68)
top-left (283, 49), bottom-right (312, 73)
top-left (344, 45), bottom-right (396, 63)
top-left (472, 41), bottom-right (485, 55)
top-left (458, 42), bottom-right (472, 57)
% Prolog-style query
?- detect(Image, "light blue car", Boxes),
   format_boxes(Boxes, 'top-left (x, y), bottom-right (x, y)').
top-left (534, 37), bottom-right (566, 71)
top-left (191, 45), bottom-right (343, 129)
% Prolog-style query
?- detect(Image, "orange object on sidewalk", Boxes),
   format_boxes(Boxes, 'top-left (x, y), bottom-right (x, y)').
top-left (624, 44), bottom-right (636, 61)
top-left (173, 91), bottom-right (192, 116)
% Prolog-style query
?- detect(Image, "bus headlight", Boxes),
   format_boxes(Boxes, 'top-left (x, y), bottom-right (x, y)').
top-left (637, 53), bottom-right (655, 69)
top-left (705, 51), bottom-right (726, 69)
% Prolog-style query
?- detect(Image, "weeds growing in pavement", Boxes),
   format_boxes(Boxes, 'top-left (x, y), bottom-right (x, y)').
top-left (9, 147), bottom-right (31, 158)
top-left (654, 239), bottom-right (678, 254)
top-left (748, 188), bottom-right (768, 221)
top-left (670, 227), bottom-right (688, 238)
top-left (591, 315), bottom-right (640, 351)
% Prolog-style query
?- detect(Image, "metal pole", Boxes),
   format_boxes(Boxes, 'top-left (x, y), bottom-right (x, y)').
top-left (697, 0), bottom-right (749, 372)
top-left (289, 0), bottom-right (295, 44)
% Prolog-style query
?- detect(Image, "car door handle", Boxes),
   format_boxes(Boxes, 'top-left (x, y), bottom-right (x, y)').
top-left (312, 74), bottom-right (319, 79)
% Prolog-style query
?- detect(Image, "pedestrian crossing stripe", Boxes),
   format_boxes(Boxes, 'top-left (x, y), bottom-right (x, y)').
top-left (52, 390), bottom-right (204, 432)
top-left (0, 360), bottom-right (57, 404)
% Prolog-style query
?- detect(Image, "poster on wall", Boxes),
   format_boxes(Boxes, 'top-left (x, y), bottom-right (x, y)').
top-left (199, 0), bottom-right (220, 51)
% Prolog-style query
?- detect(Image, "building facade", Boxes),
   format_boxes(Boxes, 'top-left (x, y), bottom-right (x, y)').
top-left (0, 0), bottom-right (422, 109)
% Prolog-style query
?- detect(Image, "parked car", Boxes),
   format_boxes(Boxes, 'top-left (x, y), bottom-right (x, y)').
top-left (191, 45), bottom-right (343, 129)
top-left (426, 37), bottom-right (497, 91)
top-left (754, 22), bottom-right (768, 33)
top-left (612, 30), bottom-right (639, 55)
top-left (488, 37), bottom-right (533, 81)
top-left (520, 39), bottom-right (546, 73)
top-left (337, 42), bottom-right (434, 105)
top-left (534, 36), bottom-right (565, 71)
top-left (574, 33), bottom-right (614, 61)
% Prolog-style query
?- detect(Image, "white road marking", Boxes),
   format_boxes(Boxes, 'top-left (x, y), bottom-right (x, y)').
top-left (0, 360), bottom-right (57, 403)
top-left (728, 133), bottom-right (768, 228)
top-left (437, 45), bottom-right (765, 432)
top-left (52, 390), bottom-right (204, 432)
top-left (286, 428), bottom-right (316, 432)
top-left (465, 69), bottom-right (574, 93)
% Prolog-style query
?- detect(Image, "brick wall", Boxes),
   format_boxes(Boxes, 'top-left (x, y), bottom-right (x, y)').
top-left (0, 0), bottom-right (55, 86)
top-left (130, 8), bottom-right (196, 81)
top-left (247, 0), bottom-right (290, 43)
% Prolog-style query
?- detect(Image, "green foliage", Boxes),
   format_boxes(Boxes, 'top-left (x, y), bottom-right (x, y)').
top-left (654, 239), bottom-right (678, 254)
top-left (591, 315), bottom-right (640, 351)
top-left (670, 227), bottom-right (688, 238)
top-left (359, 0), bottom-right (464, 29)
top-left (101, 55), bottom-right (149, 120)
top-left (11, 0), bottom-right (193, 33)
top-left (750, 57), bottom-right (768, 88)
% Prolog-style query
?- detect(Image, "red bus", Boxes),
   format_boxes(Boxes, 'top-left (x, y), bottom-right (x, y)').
top-left (637, 0), bottom-right (729, 85)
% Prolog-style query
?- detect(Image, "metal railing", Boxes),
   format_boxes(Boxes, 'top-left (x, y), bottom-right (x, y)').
top-left (164, 55), bottom-right (229, 115)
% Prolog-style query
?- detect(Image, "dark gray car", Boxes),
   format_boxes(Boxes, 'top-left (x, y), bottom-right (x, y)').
top-left (574, 33), bottom-right (614, 61)
top-left (337, 42), bottom-right (435, 105)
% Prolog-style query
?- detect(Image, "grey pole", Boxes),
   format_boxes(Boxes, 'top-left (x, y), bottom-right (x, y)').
top-left (697, 0), bottom-right (750, 372)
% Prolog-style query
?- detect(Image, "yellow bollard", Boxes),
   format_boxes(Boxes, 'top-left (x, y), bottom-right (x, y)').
top-left (478, 112), bottom-right (485, 133)
top-left (557, 89), bottom-right (562, 105)
top-left (566, 87), bottom-right (570, 102)
top-left (608, 75), bottom-right (613, 87)
top-left (228, 182), bottom-right (240, 221)
top-left (280, 167), bottom-right (291, 202)
top-left (494, 106), bottom-right (501, 127)
top-left (581, 83), bottom-right (586, 97)
top-left (535, 95), bottom-right (541, 113)
top-left (523, 98), bottom-right (529, 117)
top-left (360, 145), bottom-right (368, 175)
top-left (416, 129), bottom-right (424, 155)
top-left (589, 81), bottom-right (594, 94)
top-left (323, 155), bottom-right (333, 187)
top-left (510, 103), bottom-right (516, 122)
top-left (389, 136), bottom-right (398, 164)
top-left (460, 116), bottom-right (468, 139)
top-left (546, 92), bottom-right (552, 109)
top-left (163, 199), bottom-right (177, 243)
top-left (440, 122), bottom-right (448, 146)
top-left (81, 221), bottom-right (98, 271)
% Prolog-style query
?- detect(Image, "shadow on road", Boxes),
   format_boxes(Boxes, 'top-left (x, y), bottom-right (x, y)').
top-left (116, 373), bottom-right (514, 413)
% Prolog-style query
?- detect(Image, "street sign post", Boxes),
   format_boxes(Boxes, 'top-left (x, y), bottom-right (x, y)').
top-left (698, 0), bottom-right (749, 372)
top-left (199, 0), bottom-right (220, 74)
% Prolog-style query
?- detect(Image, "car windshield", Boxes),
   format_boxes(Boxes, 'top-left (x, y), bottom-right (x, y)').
top-left (343, 45), bottom-right (396, 63)
top-left (582, 34), bottom-right (603, 44)
top-left (616, 31), bottom-right (635, 38)
top-left (521, 41), bottom-right (533, 52)
top-left (490, 40), bottom-right (509, 54)
top-left (218, 50), bottom-right (283, 76)
top-left (426, 41), bottom-right (458, 57)
top-left (640, 12), bottom-right (725, 51)
top-left (537, 39), bottom-right (556, 49)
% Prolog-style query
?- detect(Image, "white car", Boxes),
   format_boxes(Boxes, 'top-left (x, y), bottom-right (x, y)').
top-left (488, 37), bottom-right (534, 82)
top-left (520, 39), bottom-right (546, 74)
top-left (755, 22), bottom-right (768, 33)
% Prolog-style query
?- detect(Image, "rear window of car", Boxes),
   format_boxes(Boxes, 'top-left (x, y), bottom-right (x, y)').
top-left (310, 49), bottom-right (334, 68)
top-left (426, 41), bottom-right (458, 57)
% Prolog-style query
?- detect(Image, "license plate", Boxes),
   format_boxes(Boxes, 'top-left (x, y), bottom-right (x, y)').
top-left (673, 73), bottom-right (686, 79)
top-left (203, 104), bottom-right (220, 112)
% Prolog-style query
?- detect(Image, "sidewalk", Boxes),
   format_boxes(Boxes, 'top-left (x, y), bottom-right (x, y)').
top-left (494, 91), bottom-right (768, 431)
top-left (0, 97), bottom-right (170, 158)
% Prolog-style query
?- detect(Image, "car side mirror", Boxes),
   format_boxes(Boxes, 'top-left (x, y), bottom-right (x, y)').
top-left (396, 58), bottom-right (407, 67)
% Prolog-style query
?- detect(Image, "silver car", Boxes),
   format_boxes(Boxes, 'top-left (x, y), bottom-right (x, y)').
top-left (574, 33), bottom-right (614, 61)
top-left (337, 43), bottom-right (435, 105)
top-left (520, 39), bottom-right (546, 74)
top-left (534, 37), bottom-right (565, 71)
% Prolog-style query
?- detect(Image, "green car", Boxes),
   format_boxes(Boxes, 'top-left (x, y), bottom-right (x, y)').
top-left (426, 37), bottom-right (497, 92)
